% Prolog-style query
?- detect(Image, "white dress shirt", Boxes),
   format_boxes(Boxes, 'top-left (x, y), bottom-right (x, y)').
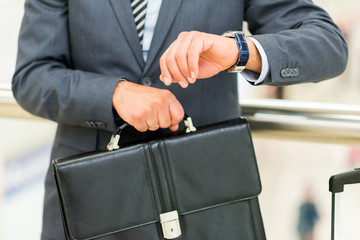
top-left (142, 0), bottom-right (269, 85)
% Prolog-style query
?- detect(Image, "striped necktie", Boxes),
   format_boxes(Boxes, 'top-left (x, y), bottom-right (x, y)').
top-left (130, 0), bottom-right (148, 46)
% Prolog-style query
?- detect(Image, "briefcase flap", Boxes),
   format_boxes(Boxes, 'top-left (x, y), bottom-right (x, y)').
top-left (53, 118), bottom-right (261, 240)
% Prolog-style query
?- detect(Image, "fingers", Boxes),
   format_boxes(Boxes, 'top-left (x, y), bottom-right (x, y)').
top-left (153, 90), bottom-right (184, 132)
top-left (145, 112), bottom-right (160, 131)
top-left (157, 105), bottom-right (172, 129)
top-left (160, 31), bottom-right (233, 83)
top-left (160, 31), bottom-right (201, 88)
top-left (187, 37), bottom-right (202, 80)
top-left (167, 103), bottom-right (184, 132)
top-left (113, 82), bottom-right (184, 132)
top-left (169, 124), bottom-right (179, 132)
top-left (169, 98), bottom-right (185, 128)
top-left (160, 41), bottom-right (189, 88)
top-left (160, 43), bottom-right (177, 86)
top-left (133, 121), bottom-right (148, 132)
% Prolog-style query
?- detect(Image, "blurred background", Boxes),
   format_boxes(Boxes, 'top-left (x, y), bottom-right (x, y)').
top-left (0, 0), bottom-right (359, 239)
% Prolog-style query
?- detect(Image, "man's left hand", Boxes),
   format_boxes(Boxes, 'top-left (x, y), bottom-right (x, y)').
top-left (159, 31), bottom-right (261, 88)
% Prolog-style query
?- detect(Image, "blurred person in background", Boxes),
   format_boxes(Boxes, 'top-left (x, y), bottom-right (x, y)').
top-left (12, 0), bottom-right (347, 239)
top-left (297, 186), bottom-right (319, 240)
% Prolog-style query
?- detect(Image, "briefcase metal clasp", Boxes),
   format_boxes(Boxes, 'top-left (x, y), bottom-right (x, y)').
top-left (107, 123), bottom-right (128, 151)
top-left (184, 116), bottom-right (197, 133)
top-left (107, 134), bottom-right (120, 151)
top-left (160, 210), bottom-right (182, 239)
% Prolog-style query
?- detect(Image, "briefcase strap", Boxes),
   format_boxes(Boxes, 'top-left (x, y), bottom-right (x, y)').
top-left (107, 114), bottom-right (196, 151)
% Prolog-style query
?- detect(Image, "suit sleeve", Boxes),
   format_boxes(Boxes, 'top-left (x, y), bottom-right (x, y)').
top-left (244, 0), bottom-right (348, 86)
top-left (12, 0), bottom-right (120, 132)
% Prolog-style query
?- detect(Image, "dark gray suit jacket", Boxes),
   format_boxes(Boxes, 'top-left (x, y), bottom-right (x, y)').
top-left (12, 0), bottom-right (347, 239)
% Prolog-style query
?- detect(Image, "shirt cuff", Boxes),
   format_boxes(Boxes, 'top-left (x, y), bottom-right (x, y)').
top-left (241, 37), bottom-right (270, 85)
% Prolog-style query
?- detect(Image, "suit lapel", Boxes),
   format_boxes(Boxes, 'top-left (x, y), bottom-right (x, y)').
top-left (110, 0), bottom-right (145, 68)
top-left (143, 0), bottom-right (184, 75)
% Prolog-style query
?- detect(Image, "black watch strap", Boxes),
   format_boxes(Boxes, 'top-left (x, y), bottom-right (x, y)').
top-left (222, 31), bottom-right (249, 73)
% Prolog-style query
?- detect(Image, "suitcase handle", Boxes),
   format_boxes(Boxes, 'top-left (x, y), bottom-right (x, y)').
top-left (329, 168), bottom-right (360, 193)
top-left (329, 168), bottom-right (360, 240)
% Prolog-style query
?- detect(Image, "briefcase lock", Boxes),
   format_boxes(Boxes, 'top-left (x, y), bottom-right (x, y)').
top-left (160, 210), bottom-right (182, 239)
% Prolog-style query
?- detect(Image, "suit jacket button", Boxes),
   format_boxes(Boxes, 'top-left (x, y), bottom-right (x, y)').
top-left (286, 68), bottom-right (293, 77)
top-left (96, 122), bottom-right (106, 129)
top-left (294, 68), bottom-right (299, 77)
top-left (142, 77), bottom-right (152, 86)
top-left (85, 121), bottom-right (93, 128)
top-left (281, 69), bottom-right (288, 78)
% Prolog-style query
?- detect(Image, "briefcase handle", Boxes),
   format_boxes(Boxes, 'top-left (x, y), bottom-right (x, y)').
top-left (107, 114), bottom-right (197, 151)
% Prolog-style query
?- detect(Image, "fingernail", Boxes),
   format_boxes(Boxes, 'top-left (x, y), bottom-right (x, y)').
top-left (191, 72), bottom-right (196, 80)
top-left (164, 77), bottom-right (171, 86)
top-left (179, 80), bottom-right (188, 88)
top-left (187, 77), bottom-right (194, 84)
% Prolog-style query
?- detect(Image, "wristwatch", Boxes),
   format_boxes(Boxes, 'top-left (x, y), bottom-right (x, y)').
top-left (222, 31), bottom-right (249, 73)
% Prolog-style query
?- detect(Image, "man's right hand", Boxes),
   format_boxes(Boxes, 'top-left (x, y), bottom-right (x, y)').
top-left (112, 81), bottom-right (184, 132)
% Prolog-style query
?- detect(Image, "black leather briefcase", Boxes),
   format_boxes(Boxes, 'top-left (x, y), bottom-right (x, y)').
top-left (53, 117), bottom-right (266, 240)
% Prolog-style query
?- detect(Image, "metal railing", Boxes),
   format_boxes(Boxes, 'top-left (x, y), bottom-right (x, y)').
top-left (1, 86), bottom-right (360, 145)
top-left (0, 83), bottom-right (43, 120)
top-left (241, 99), bottom-right (360, 145)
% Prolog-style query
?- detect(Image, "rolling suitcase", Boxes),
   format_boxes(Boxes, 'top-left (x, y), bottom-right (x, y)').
top-left (329, 168), bottom-right (360, 240)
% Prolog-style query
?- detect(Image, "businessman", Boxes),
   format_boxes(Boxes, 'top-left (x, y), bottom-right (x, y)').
top-left (13, 0), bottom-right (347, 239)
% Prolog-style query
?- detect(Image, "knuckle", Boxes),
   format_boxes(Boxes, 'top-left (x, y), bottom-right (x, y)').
top-left (152, 98), bottom-right (163, 109)
top-left (137, 126), bottom-right (147, 132)
top-left (166, 56), bottom-right (175, 64)
top-left (178, 31), bottom-right (188, 38)
top-left (132, 111), bottom-right (144, 121)
top-left (133, 122), bottom-right (147, 132)
top-left (176, 108), bottom-right (185, 121)
top-left (170, 106), bottom-right (184, 123)
top-left (160, 119), bottom-right (171, 128)
top-left (161, 89), bottom-right (174, 99)
top-left (143, 105), bottom-right (153, 115)
top-left (188, 49), bottom-right (197, 58)
top-left (175, 112), bottom-right (184, 122)
top-left (175, 51), bottom-right (186, 61)
top-left (189, 30), bottom-right (199, 36)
